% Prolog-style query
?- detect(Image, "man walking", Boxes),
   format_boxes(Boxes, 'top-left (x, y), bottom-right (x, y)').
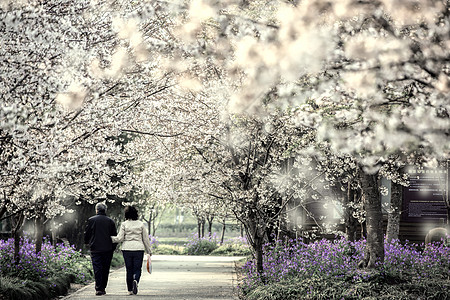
top-left (84, 202), bottom-right (117, 296)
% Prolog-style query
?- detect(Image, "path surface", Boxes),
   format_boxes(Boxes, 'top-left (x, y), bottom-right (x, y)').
top-left (63, 255), bottom-right (244, 300)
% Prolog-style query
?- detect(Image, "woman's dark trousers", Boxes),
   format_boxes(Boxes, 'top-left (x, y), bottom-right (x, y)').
top-left (91, 250), bottom-right (114, 292)
top-left (122, 250), bottom-right (144, 291)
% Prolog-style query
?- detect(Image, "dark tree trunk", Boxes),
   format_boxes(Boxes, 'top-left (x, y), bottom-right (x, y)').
top-left (14, 229), bottom-right (21, 264)
top-left (243, 206), bottom-right (266, 280)
top-left (386, 182), bottom-right (402, 243)
top-left (197, 219), bottom-right (202, 238)
top-left (35, 215), bottom-right (45, 254)
top-left (0, 205), bottom-right (7, 220)
top-left (359, 170), bottom-right (384, 268)
top-left (244, 221), bottom-right (265, 280)
top-left (64, 202), bottom-right (94, 251)
top-left (12, 212), bottom-right (25, 265)
top-left (201, 218), bottom-right (205, 238)
top-left (220, 220), bottom-right (226, 245)
top-left (255, 237), bottom-right (264, 279)
top-left (207, 216), bottom-right (214, 237)
top-left (361, 220), bottom-right (367, 239)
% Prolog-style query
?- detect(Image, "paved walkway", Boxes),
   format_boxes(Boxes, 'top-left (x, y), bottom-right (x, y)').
top-left (63, 255), bottom-right (244, 300)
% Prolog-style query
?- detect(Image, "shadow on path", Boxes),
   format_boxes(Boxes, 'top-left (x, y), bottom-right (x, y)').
top-left (62, 255), bottom-right (245, 300)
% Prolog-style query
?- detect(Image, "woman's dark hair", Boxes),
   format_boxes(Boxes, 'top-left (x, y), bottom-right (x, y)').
top-left (124, 206), bottom-right (138, 220)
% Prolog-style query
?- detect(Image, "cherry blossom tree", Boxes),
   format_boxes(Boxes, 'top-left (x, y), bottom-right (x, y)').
top-left (0, 0), bottom-right (184, 254)
top-left (2, 0), bottom-right (449, 272)
top-left (166, 0), bottom-right (449, 268)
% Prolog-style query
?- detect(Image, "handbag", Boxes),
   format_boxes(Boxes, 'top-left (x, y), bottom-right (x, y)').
top-left (146, 254), bottom-right (152, 274)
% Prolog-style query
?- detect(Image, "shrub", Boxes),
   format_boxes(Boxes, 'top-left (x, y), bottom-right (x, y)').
top-left (211, 236), bottom-right (251, 256)
top-left (239, 237), bottom-right (450, 299)
top-left (183, 233), bottom-right (218, 255)
top-left (245, 272), bottom-right (450, 300)
top-left (0, 237), bottom-right (93, 299)
top-left (111, 251), bottom-right (125, 268)
top-left (0, 274), bottom-right (72, 300)
top-left (0, 238), bottom-right (48, 281)
top-left (153, 244), bottom-right (184, 255)
top-left (39, 238), bottom-right (92, 283)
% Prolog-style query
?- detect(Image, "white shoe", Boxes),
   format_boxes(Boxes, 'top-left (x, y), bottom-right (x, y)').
top-left (128, 291), bottom-right (133, 295)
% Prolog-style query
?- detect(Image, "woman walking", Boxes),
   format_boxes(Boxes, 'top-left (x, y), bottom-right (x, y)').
top-left (112, 206), bottom-right (153, 295)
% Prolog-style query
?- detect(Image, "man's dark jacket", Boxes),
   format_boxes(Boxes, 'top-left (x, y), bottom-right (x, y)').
top-left (84, 211), bottom-right (117, 252)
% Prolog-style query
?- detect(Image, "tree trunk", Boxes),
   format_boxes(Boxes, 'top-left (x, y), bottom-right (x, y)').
top-left (255, 237), bottom-right (264, 280)
top-left (14, 229), bottom-right (21, 264)
top-left (12, 212), bottom-right (25, 265)
top-left (197, 219), bottom-right (202, 238)
top-left (386, 182), bottom-right (402, 243)
top-left (220, 219), bottom-right (226, 245)
top-left (359, 170), bottom-right (384, 268)
top-left (0, 205), bottom-right (7, 221)
top-left (361, 220), bottom-right (367, 239)
top-left (35, 215), bottom-right (45, 254)
top-left (207, 216), bottom-right (213, 237)
top-left (152, 221), bottom-right (157, 236)
top-left (244, 218), bottom-right (265, 281)
top-left (148, 209), bottom-right (153, 235)
top-left (201, 219), bottom-right (205, 238)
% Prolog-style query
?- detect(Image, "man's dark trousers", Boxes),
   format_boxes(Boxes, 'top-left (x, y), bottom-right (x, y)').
top-left (91, 250), bottom-right (114, 292)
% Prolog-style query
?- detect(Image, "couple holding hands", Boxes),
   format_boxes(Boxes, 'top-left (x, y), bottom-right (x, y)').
top-left (84, 203), bottom-right (152, 296)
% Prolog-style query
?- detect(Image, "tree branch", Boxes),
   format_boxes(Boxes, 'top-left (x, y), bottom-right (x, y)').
top-left (122, 129), bottom-right (184, 137)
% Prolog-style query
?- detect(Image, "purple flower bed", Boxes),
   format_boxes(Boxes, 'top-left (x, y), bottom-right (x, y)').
top-left (183, 233), bottom-right (219, 255)
top-left (0, 237), bottom-right (92, 283)
top-left (240, 237), bottom-right (450, 293)
top-left (384, 238), bottom-right (450, 278)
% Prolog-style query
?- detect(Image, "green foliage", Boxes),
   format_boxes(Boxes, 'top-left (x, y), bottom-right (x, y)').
top-left (240, 238), bottom-right (450, 300)
top-left (111, 251), bottom-right (125, 268)
top-left (47, 273), bottom-right (71, 296)
top-left (244, 273), bottom-right (450, 300)
top-left (153, 244), bottom-right (184, 255)
top-left (211, 243), bottom-right (252, 256)
top-left (0, 274), bottom-right (72, 300)
top-left (183, 234), bottom-right (218, 255)
top-left (0, 237), bottom-right (93, 299)
top-left (157, 237), bottom-right (189, 245)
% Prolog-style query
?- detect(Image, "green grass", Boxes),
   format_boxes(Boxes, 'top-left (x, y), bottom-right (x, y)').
top-left (153, 236), bottom-right (251, 256)
top-left (210, 243), bottom-right (252, 256)
top-left (242, 273), bottom-right (450, 300)
top-left (157, 237), bottom-right (190, 245)
top-left (153, 244), bottom-right (185, 255)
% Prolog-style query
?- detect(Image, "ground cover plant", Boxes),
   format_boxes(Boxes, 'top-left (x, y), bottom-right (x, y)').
top-left (239, 237), bottom-right (450, 300)
top-left (182, 233), bottom-right (252, 256)
top-left (151, 235), bottom-right (185, 255)
top-left (151, 233), bottom-right (251, 256)
top-left (0, 237), bottom-right (93, 300)
top-left (182, 233), bottom-right (219, 255)
top-left (211, 237), bottom-right (252, 256)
